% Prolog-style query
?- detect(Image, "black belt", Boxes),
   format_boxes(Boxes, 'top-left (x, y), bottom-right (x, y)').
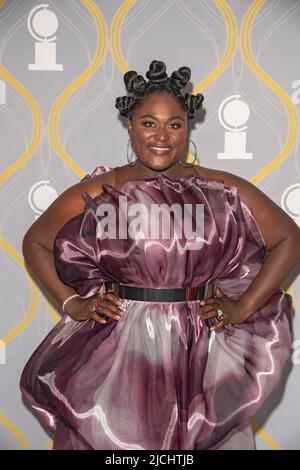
top-left (104, 281), bottom-right (217, 302)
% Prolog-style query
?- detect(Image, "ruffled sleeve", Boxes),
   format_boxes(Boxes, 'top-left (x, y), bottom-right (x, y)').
top-left (53, 165), bottom-right (113, 297)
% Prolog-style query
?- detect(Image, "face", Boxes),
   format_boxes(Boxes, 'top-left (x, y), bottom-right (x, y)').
top-left (127, 92), bottom-right (187, 172)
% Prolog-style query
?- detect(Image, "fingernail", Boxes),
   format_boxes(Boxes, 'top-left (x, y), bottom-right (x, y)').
top-left (200, 300), bottom-right (205, 305)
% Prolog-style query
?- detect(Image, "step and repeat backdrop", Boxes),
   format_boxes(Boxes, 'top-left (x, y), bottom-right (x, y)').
top-left (0, 0), bottom-right (300, 450)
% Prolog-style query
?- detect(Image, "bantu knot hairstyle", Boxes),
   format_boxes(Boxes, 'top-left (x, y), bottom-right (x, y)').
top-left (115, 60), bottom-right (204, 120)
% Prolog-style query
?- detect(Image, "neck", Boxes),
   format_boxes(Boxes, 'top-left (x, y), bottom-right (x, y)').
top-left (132, 159), bottom-right (182, 178)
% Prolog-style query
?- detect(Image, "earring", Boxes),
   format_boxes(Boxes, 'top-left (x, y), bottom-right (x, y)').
top-left (179, 138), bottom-right (198, 167)
top-left (127, 138), bottom-right (137, 166)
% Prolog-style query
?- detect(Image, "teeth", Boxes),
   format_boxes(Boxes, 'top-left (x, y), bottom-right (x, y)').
top-left (151, 147), bottom-right (171, 150)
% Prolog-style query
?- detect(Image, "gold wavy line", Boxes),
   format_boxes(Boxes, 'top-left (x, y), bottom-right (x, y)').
top-left (0, 0), bottom-right (290, 450)
top-left (0, 410), bottom-right (32, 449)
top-left (0, 0), bottom-right (6, 7)
top-left (43, 438), bottom-right (53, 450)
top-left (240, 0), bottom-right (300, 185)
top-left (0, 0), bottom-right (43, 447)
top-left (0, 64), bottom-right (43, 341)
top-left (110, 0), bottom-right (237, 166)
top-left (242, 2), bottom-right (294, 449)
top-left (0, 237), bottom-right (40, 344)
top-left (0, 66), bottom-right (44, 186)
top-left (252, 420), bottom-right (282, 450)
top-left (188, 0), bottom-right (238, 162)
top-left (45, 295), bottom-right (61, 325)
top-left (281, 279), bottom-right (296, 319)
top-left (45, 0), bottom-right (296, 451)
top-left (110, 0), bottom-right (238, 92)
top-left (110, 0), bottom-right (137, 72)
top-left (48, 0), bottom-right (109, 178)
top-left (193, 0), bottom-right (238, 94)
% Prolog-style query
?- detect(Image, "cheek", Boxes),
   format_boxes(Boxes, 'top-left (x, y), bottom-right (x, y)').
top-left (133, 127), bottom-right (151, 138)
top-left (176, 131), bottom-right (187, 144)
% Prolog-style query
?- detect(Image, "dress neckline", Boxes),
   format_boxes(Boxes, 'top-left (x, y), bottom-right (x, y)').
top-left (107, 166), bottom-right (230, 193)
top-left (86, 164), bottom-right (266, 249)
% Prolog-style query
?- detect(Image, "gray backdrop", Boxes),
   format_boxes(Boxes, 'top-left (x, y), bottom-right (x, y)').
top-left (1, 0), bottom-right (300, 450)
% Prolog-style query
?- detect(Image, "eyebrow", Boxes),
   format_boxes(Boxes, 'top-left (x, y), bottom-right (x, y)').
top-left (138, 114), bottom-right (184, 121)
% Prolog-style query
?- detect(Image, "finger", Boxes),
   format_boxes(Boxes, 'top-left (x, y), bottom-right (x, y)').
top-left (215, 287), bottom-right (226, 298)
top-left (89, 311), bottom-right (107, 324)
top-left (202, 309), bottom-right (220, 320)
top-left (95, 298), bottom-right (124, 316)
top-left (95, 304), bottom-right (122, 321)
top-left (105, 291), bottom-right (122, 305)
top-left (210, 319), bottom-right (225, 332)
top-left (200, 298), bottom-right (215, 306)
top-left (101, 292), bottom-right (123, 310)
top-left (200, 303), bottom-right (219, 314)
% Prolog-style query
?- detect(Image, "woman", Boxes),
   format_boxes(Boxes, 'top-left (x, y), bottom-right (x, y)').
top-left (20, 60), bottom-right (300, 450)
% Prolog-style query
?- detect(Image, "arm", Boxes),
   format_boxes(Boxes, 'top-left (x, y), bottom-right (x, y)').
top-left (22, 171), bottom-right (115, 307)
top-left (222, 171), bottom-right (300, 315)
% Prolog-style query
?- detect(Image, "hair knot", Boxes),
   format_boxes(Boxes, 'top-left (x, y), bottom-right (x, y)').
top-left (115, 95), bottom-right (136, 117)
top-left (169, 66), bottom-right (191, 91)
top-left (184, 93), bottom-right (204, 118)
top-left (146, 60), bottom-right (169, 88)
top-left (116, 60), bottom-right (204, 120)
top-left (124, 71), bottom-right (147, 96)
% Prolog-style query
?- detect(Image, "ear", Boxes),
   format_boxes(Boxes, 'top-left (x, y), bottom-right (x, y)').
top-left (127, 118), bottom-right (132, 138)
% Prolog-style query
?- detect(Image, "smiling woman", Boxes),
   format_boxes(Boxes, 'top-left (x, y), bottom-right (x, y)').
top-left (19, 60), bottom-right (300, 451)
top-left (116, 60), bottom-right (203, 175)
top-left (128, 96), bottom-right (187, 165)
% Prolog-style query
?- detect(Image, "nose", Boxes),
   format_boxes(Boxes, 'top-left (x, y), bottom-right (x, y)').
top-left (155, 126), bottom-right (170, 142)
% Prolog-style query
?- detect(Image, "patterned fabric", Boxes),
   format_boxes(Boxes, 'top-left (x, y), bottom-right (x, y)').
top-left (20, 165), bottom-right (292, 450)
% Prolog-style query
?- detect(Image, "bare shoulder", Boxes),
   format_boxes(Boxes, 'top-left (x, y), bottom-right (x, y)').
top-left (193, 165), bottom-right (220, 180)
top-left (79, 168), bottom-right (116, 198)
top-left (194, 165), bottom-right (245, 187)
top-left (195, 165), bottom-right (268, 206)
top-left (49, 167), bottom-right (117, 217)
top-left (197, 165), bottom-right (285, 216)
top-left (195, 166), bottom-right (300, 250)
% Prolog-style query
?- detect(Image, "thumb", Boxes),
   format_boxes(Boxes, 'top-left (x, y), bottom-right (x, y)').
top-left (215, 287), bottom-right (225, 297)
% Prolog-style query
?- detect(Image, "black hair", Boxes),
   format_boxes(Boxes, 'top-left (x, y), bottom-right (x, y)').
top-left (115, 60), bottom-right (204, 120)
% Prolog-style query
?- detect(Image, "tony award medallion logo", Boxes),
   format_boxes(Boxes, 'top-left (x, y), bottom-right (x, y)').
top-left (217, 95), bottom-right (252, 160)
top-left (28, 4), bottom-right (63, 71)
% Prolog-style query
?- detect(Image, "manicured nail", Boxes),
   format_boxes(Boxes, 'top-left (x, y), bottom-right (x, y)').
top-left (200, 300), bottom-right (205, 305)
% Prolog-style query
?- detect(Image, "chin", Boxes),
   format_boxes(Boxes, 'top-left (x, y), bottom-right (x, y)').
top-left (146, 159), bottom-right (177, 171)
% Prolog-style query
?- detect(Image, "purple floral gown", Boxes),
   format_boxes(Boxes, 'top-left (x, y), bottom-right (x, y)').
top-left (20, 165), bottom-right (292, 450)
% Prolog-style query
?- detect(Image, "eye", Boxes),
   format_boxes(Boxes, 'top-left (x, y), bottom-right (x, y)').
top-left (142, 121), bottom-right (182, 129)
top-left (170, 122), bottom-right (181, 129)
top-left (142, 121), bottom-right (155, 127)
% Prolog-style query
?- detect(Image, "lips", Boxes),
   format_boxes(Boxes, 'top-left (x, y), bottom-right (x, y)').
top-left (149, 146), bottom-right (172, 155)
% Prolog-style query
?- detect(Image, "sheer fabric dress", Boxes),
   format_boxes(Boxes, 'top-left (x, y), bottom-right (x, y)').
top-left (20, 165), bottom-right (292, 450)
